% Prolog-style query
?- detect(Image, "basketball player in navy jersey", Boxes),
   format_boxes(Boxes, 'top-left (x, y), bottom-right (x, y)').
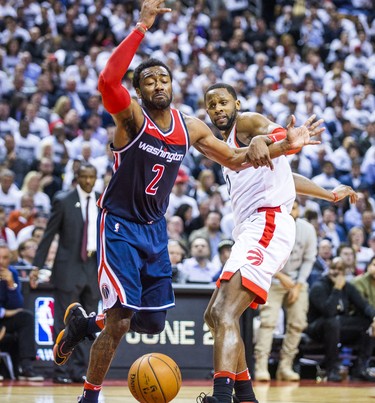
top-left (43, 1), bottom-right (325, 402)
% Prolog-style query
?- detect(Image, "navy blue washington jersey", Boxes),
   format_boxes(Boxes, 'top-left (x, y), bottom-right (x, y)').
top-left (98, 108), bottom-right (190, 223)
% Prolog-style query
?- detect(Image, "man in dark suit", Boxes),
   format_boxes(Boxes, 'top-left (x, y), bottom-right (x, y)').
top-left (31, 163), bottom-right (100, 384)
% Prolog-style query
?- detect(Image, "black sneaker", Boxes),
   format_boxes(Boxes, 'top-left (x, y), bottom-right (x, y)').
top-left (53, 303), bottom-right (92, 366)
top-left (18, 368), bottom-right (44, 381)
top-left (196, 393), bottom-right (219, 403)
top-left (233, 396), bottom-right (259, 403)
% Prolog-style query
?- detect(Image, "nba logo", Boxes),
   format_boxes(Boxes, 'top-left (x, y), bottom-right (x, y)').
top-left (35, 297), bottom-right (55, 345)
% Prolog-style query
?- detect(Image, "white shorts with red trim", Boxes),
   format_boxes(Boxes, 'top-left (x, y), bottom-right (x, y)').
top-left (217, 205), bottom-right (295, 309)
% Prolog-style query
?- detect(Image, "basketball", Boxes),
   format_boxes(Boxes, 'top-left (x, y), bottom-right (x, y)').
top-left (127, 353), bottom-right (182, 403)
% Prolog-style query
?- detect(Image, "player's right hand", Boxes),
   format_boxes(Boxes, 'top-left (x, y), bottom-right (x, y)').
top-left (139, 0), bottom-right (172, 30)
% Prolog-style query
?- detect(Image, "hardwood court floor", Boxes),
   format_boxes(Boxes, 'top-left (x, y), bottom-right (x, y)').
top-left (1, 380), bottom-right (375, 403)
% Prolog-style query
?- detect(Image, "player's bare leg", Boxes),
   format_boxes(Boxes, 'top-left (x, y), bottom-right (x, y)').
top-left (79, 306), bottom-right (133, 403)
top-left (203, 271), bottom-right (258, 403)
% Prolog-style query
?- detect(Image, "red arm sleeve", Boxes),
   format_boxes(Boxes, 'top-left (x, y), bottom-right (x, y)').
top-left (98, 28), bottom-right (145, 114)
top-left (268, 127), bottom-right (301, 155)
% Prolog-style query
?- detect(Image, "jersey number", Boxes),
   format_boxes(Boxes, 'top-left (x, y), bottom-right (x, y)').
top-left (145, 164), bottom-right (165, 195)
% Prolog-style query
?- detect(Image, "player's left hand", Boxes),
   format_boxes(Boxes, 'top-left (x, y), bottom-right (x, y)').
top-left (286, 114), bottom-right (323, 151)
top-left (246, 136), bottom-right (274, 170)
top-left (332, 184), bottom-right (358, 204)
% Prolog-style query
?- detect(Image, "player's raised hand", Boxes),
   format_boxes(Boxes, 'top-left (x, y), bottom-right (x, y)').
top-left (331, 184), bottom-right (359, 204)
top-left (285, 114), bottom-right (322, 151)
top-left (139, 0), bottom-right (172, 30)
top-left (303, 114), bottom-right (325, 139)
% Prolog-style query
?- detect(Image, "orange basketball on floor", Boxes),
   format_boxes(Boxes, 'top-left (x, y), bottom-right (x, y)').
top-left (127, 353), bottom-right (182, 403)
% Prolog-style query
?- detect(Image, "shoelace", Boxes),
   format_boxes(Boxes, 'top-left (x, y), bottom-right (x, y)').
top-left (196, 392), bottom-right (209, 403)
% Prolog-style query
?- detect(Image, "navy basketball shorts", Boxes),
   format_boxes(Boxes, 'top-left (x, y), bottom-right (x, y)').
top-left (97, 209), bottom-right (175, 312)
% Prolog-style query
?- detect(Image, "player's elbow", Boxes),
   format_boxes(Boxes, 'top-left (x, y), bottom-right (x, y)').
top-left (98, 70), bottom-right (118, 94)
top-left (98, 72), bottom-right (108, 95)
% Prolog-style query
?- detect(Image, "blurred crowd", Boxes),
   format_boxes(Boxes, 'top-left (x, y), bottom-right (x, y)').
top-left (0, 0), bottom-right (374, 382)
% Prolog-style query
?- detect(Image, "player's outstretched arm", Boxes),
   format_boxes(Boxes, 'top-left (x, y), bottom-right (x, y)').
top-left (241, 113), bottom-right (324, 170)
top-left (97, 0), bottom-right (171, 147)
top-left (188, 116), bottom-right (257, 170)
top-left (293, 173), bottom-right (358, 204)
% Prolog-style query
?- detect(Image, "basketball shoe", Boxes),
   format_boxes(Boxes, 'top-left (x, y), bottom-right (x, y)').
top-left (53, 303), bottom-right (95, 366)
top-left (196, 392), bottom-right (219, 403)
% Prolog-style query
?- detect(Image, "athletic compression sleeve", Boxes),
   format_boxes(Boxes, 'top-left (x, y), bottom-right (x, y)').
top-left (268, 127), bottom-right (301, 155)
top-left (98, 27), bottom-right (145, 114)
top-left (267, 127), bottom-right (287, 142)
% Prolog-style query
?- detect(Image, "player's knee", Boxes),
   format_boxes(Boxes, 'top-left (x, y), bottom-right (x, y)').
top-left (107, 317), bottom-right (131, 341)
top-left (203, 307), bottom-right (214, 330)
top-left (145, 320), bottom-right (165, 335)
top-left (210, 303), bottom-right (234, 328)
top-left (130, 311), bottom-right (166, 334)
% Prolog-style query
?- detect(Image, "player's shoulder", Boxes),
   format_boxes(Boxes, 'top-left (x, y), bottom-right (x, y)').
top-left (237, 112), bottom-right (268, 127)
top-left (236, 112), bottom-right (271, 136)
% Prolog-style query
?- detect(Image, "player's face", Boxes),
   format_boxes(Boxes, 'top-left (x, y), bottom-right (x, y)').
top-left (138, 66), bottom-right (172, 110)
top-left (205, 88), bottom-right (240, 131)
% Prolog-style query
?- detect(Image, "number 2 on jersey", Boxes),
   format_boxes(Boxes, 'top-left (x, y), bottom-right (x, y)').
top-left (145, 164), bottom-right (165, 195)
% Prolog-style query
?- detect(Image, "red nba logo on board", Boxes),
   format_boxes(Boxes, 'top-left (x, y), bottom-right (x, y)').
top-left (246, 248), bottom-right (264, 266)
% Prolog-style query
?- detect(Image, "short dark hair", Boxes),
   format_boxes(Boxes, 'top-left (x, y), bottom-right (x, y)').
top-left (204, 83), bottom-right (237, 102)
top-left (132, 58), bottom-right (172, 90)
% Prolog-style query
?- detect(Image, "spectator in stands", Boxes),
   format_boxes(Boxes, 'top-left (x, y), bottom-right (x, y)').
top-left (312, 160), bottom-right (340, 192)
top-left (305, 257), bottom-right (375, 382)
top-left (179, 237), bottom-right (218, 284)
top-left (167, 168), bottom-right (199, 219)
top-left (0, 169), bottom-right (21, 218)
top-left (212, 239), bottom-right (234, 281)
top-left (0, 134), bottom-right (29, 188)
top-left (352, 256), bottom-right (375, 309)
top-left (361, 210), bottom-right (375, 247)
top-left (0, 243), bottom-right (43, 381)
top-left (17, 211), bottom-right (48, 246)
top-left (0, 206), bottom-right (17, 262)
top-left (337, 243), bottom-right (358, 280)
top-left (168, 239), bottom-right (186, 283)
top-left (20, 171), bottom-right (51, 214)
top-left (308, 238), bottom-right (333, 288)
top-left (255, 200), bottom-right (317, 381)
top-left (344, 192), bottom-right (371, 231)
top-left (347, 226), bottom-right (373, 275)
top-left (320, 206), bottom-right (346, 254)
top-left (174, 203), bottom-right (193, 238)
top-left (50, 95), bottom-right (71, 126)
top-left (189, 210), bottom-right (225, 259)
top-left (13, 238), bottom-right (38, 279)
top-left (37, 157), bottom-right (63, 202)
top-left (7, 193), bottom-right (35, 236)
top-left (339, 159), bottom-right (369, 192)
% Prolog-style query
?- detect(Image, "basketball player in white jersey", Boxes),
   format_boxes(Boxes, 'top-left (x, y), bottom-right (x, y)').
top-left (200, 83), bottom-right (358, 403)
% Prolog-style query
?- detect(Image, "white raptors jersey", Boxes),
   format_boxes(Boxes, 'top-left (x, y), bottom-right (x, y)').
top-left (223, 125), bottom-right (296, 227)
